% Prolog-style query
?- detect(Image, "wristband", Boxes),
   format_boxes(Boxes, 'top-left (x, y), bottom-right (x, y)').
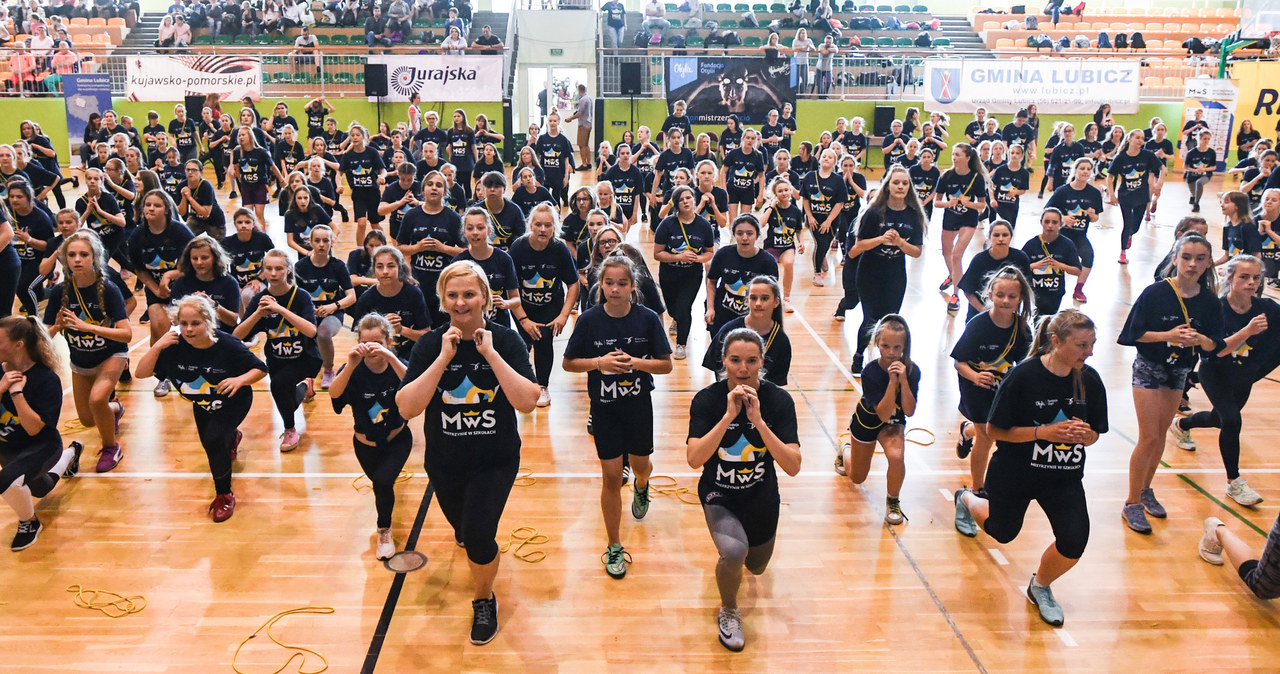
top-left (1033, 427), bottom-right (1039, 441)
top-left (11, 390), bottom-right (23, 396)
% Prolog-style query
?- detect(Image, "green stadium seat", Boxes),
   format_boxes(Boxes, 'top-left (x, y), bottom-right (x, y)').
top-left (668, 18), bottom-right (681, 27)
top-left (432, 18), bottom-right (446, 27)
top-left (876, 36), bottom-right (893, 46)
top-left (667, 3), bottom-right (679, 10)
top-left (343, 55), bottom-right (362, 64)
top-left (335, 72), bottom-right (353, 84)
top-left (354, 71), bottom-right (364, 83)
top-left (330, 33), bottom-right (349, 45)
top-left (293, 72), bottom-right (312, 84)
top-left (770, 3), bottom-right (785, 11)
top-left (896, 36), bottom-right (912, 46)
top-left (894, 4), bottom-right (910, 11)
top-left (192, 34), bottom-right (211, 45)
top-left (781, 36), bottom-right (794, 47)
top-left (752, 4), bottom-right (767, 11)
top-left (720, 19), bottom-right (737, 27)
top-left (322, 71), bottom-right (334, 84)
top-left (734, 3), bottom-right (749, 11)
top-left (314, 34), bottom-right (329, 44)
top-left (743, 35), bottom-right (762, 47)
top-left (688, 36), bottom-right (705, 47)
top-left (273, 32), bottom-right (289, 44)
top-left (233, 33), bottom-right (250, 44)
top-left (858, 4), bottom-right (873, 11)
top-left (214, 34), bottom-right (231, 44)
top-left (412, 19), bottom-right (429, 28)
top-left (912, 4), bottom-right (927, 11)
top-left (876, 4), bottom-right (892, 11)
top-left (272, 71), bottom-right (291, 83)
top-left (933, 37), bottom-right (949, 47)
top-left (837, 36), bottom-right (851, 46)
top-left (715, 3), bottom-right (731, 11)
top-left (323, 55), bottom-right (340, 64)
top-left (253, 34), bottom-right (271, 45)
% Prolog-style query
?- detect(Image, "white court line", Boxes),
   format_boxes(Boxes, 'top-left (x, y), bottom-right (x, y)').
top-left (74, 467), bottom-right (1280, 479)
top-left (786, 308), bottom-right (861, 391)
top-left (1055, 629), bottom-right (1078, 648)
top-left (987, 549), bottom-right (1009, 566)
top-left (938, 487), bottom-right (953, 502)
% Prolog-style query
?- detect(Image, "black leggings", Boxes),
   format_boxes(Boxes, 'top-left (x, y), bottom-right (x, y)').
top-left (0, 439), bottom-right (60, 496)
top-left (353, 427), bottom-right (413, 529)
top-left (455, 170), bottom-right (472, 201)
top-left (659, 264), bottom-right (703, 346)
top-left (519, 312), bottom-right (559, 387)
top-left (1118, 197), bottom-right (1147, 250)
top-left (812, 225), bottom-right (835, 274)
top-left (995, 202), bottom-right (1019, 230)
top-left (1181, 362), bottom-right (1255, 481)
top-left (425, 456), bottom-right (518, 565)
top-left (268, 359), bottom-right (318, 430)
top-left (17, 260), bottom-right (44, 316)
top-left (1034, 291), bottom-right (1064, 317)
top-left (983, 455), bottom-right (1090, 559)
top-left (192, 392), bottom-right (252, 494)
top-left (547, 174), bottom-right (567, 207)
top-left (856, 262), bottom-right (906, 355)
top-left (0, 251), bottom-right (20, 318)
top-left (836, 253), bottom-right (861, 316)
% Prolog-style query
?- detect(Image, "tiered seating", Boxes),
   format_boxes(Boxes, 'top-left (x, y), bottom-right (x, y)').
top-left (974, 5), bottom-right (1240, 51)
top-left (629, 2), bottom-right (943, 50)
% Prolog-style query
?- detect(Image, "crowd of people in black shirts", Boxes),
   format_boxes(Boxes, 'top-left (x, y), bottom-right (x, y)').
top-left (1, 91), bottom-right (1279, 651)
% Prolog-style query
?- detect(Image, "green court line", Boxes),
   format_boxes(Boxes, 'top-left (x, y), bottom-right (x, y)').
top-left (1173, 470), bottom-right (1269, 538)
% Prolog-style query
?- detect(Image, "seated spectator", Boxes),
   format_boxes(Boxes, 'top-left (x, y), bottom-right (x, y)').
top-left (427, 0), bottom-right (451, 21)
top-left (282, 0), bottom-right (307, 28)
top-left (173, 14), bottom-right (192, 47)
top-left (292, 25), bottom-right (321, 72)
top-left (241, 0), bottom-right (262, 36)
top-left (366, 5), bottom-right (392, 47)
top-left (261, 0), bottom-right (282, 33)
top-left (387, 0), bottom-right (412, 39)
top-left (444, 7), bottom-right (464, 36)
top-left (29, 23), bottom-right (55, 66)
top-left (7, 47), bottom-right (38, 93)
top-left (472, 24), bottom-right (502, 54)
top-left (454, 0), bottom-right (472, 22)
top-left (185, 0), bottom-right (210, 29)
top-left (46, 40), bottom-right (79, 91)
top-left (155, 14), bottom-right (177, 48)
top-left (642, 0), bottom-right (669, 41)
top-left (440, 25), bottom-right (466, 54)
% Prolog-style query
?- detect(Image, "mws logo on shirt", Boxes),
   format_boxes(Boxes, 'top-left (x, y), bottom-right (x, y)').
top-left (715, 432), bottom-right (768, 487)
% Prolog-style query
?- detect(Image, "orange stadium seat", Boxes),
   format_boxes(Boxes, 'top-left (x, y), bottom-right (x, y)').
top-left (87, 17), bottom-right (106, 26)
top-left (69, 17), bottom-right (87, 26)
top-left (1143, 76), bottom-right (1162, 88)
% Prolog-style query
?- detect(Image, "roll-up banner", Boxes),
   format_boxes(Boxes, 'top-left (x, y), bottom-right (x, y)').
top-left (364, 55), bottom-right (505, 102)
top-left (62, 74), bottom-right (113, 167)
top-left (665, 56), bottom-right (795, 125)
top-left (923, 58), bottom-right (1140, 114)
top-left (125, 54), bottom-right (262, 101)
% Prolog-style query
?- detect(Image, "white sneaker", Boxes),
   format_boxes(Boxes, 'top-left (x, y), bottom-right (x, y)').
top-left (783, 299), bottom-right (795, 314)
top-left (376, 528), bottom-right (395, 560)
top-left (673, 345), bottom-right (687, 360)
top-left (1198, 517), bottom-right (1224, 565)
top-left (153, 379), bottom-right (172, 397)
top-left (1169, 418), bottom-right (1196, 451)
top-left (717, 607), bottom-right (744, 652)
top-left (812, 273), bottom-right (825, 287)
top-left (536, 387), bottom-right (551, 408)
top-left (1226, 476), bottom-right (1263, 507)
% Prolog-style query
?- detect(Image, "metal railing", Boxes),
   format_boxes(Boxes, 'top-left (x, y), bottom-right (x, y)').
top-left (597, 47), bottom-right (1228, 100)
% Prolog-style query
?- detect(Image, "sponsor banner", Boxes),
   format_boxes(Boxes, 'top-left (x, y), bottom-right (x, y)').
top-left (126, 55), bottom-right (262, 101)
top-left (923, 58), bottom-right (1140, 114)
top-left (665, 56), bottom-right (794, 125)
top-left (1232, 61), bottom-right (1280, 162)
top-left (365, 55), bottom-right (504, 102)
top-left (62, 74), bottom-right (113, 168)
top-left (1180, 79), bottom-right (1238, 172)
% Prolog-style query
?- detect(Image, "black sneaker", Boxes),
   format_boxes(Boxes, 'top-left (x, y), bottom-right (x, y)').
top-left (938, 276), bottom-right (953, 292)
top-left (11, 517), bottom-right (41, 551)
top-left (64, 441), bottom-right (84, 479)
top-left (470, 594), bottom-right (499, 645)
top-left (850, 353), bottom-right (864, 375)
top-left (119, 368), bottom-right (132, 384)
top-left (956, 421), bottom-right (973, 459)
top-left (138, 312), bottom-right (149, 324)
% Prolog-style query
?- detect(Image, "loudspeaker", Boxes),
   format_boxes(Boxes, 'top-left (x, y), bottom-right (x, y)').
top-left (620, 62), bottom-right (642, 96)
top-left (365, 63), bottom-right (388, 97)
top-left (873, 105), bottom-right (896, 137)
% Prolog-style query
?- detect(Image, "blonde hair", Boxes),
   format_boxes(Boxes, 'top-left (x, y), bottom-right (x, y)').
top-left (436, 260), bottom-right (494, 315)
top-left (356, 312), bottom-right (395, 342)
top-left (167, 294), bottom-right (220, 342)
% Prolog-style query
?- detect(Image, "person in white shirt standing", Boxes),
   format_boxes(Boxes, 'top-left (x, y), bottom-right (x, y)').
top-left (565, 83), bottom-right (593, 171)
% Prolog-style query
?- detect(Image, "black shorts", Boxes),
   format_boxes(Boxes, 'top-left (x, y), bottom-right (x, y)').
top-left (1062, 229), bottom-right (1094, 267)
top-left (700, 492), bottom-right (780, 548)
top-left (726, 186), bottom-right (756, 206)
top-left (239, 182), bottom-right (270, 205)
top-left (982, 452), bottom-right (1090, 559)
top-left (590, 397), bottom-right (655, 460)
top-left (352, 188), bottom-right (383, 223)
top-left (941, 210), bottom-right (978, 233)
top-left (848, 402), bottom-right (901, 444)
top-left (958, 388), bottom-right (996, 426)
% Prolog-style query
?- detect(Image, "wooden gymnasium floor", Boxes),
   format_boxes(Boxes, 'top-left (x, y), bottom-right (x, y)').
top-left (6, 168), bottom-right (1280, 673)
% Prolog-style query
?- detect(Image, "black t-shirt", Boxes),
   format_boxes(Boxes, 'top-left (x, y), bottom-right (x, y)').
top-left (1002, 122), bottom-right (1035, 150)
top-left (142, 122), bottom-right (166, 154)
top-left (762, 202), bottom-right (804, 250)
top-left (856, 205), bottom-right (924, 264)
top-left (689, 379), bottom-right (798, 502)
top-left (155, 332), bottom-right (266, 411)
top-left (707, 247), bottom-right (779, 328)
top-left (989, 164), bottom-right (1030, 205)
top-left (353, 283), bottom-right (430, 358)
top-left (395, 206), bottom-right (464, 287)
top-left (1109, 149), bottom-right (1162, 202)
top-left (242, 286), bottom-right (321, 367)
top-left (654, 148), bottom-right (695, 194)
top-left (474, 33), bottom-right (502, 54)
top-left (1223, 221), bottom-right (1263, 258)
top-left (858, 359), bottom-right (921, 427)
top-left (694, 185), bottom-right (729, 227)
top-left (11, 206), bottom-right (54, 263)
top-left (532, 133), bottom-right (573, 178)
top-left (220, 230), bottom-right (274, 287)
top-left (1048, 141), bottom-right (1085, 183)
top-left (74, 192), bottom-right (124, 239)
top-left (661, 114), bottom-right (692, 138)
top-left (295, 256), bottom-right (353, 319)
top-left (907, 164), bottom-right (941, 204)
top-left (340, 147), bottom-right (385, 192)
top-left (508, 237), bottom-right (579, 322)
top-left (1184, 147), bottom-right (1217, 179)
top-left (950, 312), bottom-right (1031, 421)
top-left (186, 180), bottom-right (226, 230)
top-left (169, 118), bottom-right (198, 150)
top-left (273, 140), bottom-right (306, 175)
top-left (233, 147), bottom-right (274, 185)
top-left (1144, 138), bottom-right (1175, 165)
top-left (1118, 280), bottom-right (1225, 368)
top-left (0, 363), bottom-right (61, 450)
top-left (510, 185), bottom-right (555, 216)
top-left (1215, 296), bottom-right (1280, 371)
top-left (445, 129), bottom-right (476, 172)
top-left (703, 317), bottom-right (791, 386)
top-left (412, 127), bottom-right (448, 154)
top-left (964, 119), bottom-right (984, 141)
top-left (988, 356), bottom-right (1108, 482)
top-left (380, 179), bottom-right (422, 235)
top-left (169, 274), bottom-right (242, 331)
top-left (760, 123), bottom-right (784, 153)
top-left (42, 280), bottom-right (130, 369)
top-left (1045, 183), bottom-right (1104, 238)
top-left (654, 214), bottom-right (716, 269)
top-left (1021, 235), bottom-right (1079, 299)
top-left (800, 171), bottom-right (847, 222)
top-left (719, 128), bottom-right (743, 155)
top-left (128, 221), bottom-right (195, 301)
top-left (563, 303), bottom-right (671, 407)
top-left (881, 133), bottom-right (908, 166)
top-left (472, 199), bottom-right (526, 250)
top-left (842, 132), bottom-right (868, 159)
top-left (322, 129), bottom-right (348, 156)
top-left (284, 205), bottom-right (331, 251)
top-left (723, 149), bottom-right (767, 192)
top-left (958, 249), bottom-right (1033, 299)
top-left (271, 115), bottom-right (300, 136)
top-left (935, 169), bottom-right (985, 228)
top-left (602, 164), bottom-right (643, 213)
top-left (401, 321), bottom-right (536, 470)
top-left (332, 360), bottom-right (408, 442)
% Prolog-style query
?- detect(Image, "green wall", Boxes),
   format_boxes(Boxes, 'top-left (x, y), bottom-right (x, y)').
top-left (9, 99), bottom-right (73, 164)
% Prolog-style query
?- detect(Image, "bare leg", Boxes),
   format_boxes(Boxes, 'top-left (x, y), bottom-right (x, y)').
top-left (468, 555), bottom-right (500, 601)
top-left (844, 437), bottom-right (877, 486)
top-left (1034, 544), bottom-right (1079, 586)
top-left (881, 428), bottom-right (905, 499)
top-left (970, 423), bottom-right (993, 490)
top-left (1127, 387), bottom-right (1181, 503)
top-left (600, 457), bottom-right (623, 546)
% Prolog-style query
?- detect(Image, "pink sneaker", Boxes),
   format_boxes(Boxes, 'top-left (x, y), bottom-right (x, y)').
top-left (96, 444), bottom-right (123, 473)
top-left (320, 369), bottom-right (335, 390)
top-left (280, 429), bottom-right (300, 453)
top-left (1073, 287), bottom-right (1087, 302)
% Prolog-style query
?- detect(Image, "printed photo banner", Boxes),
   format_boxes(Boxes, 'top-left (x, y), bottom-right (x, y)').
top-left (126, 55), bottom-right (262, 101)
top-left (923, 58), bottom-right (1140, 115)
top-left (365, 55), bottom-right (505, 102)
top-left (63, 74), bottom-right (113, 167)
top-left (665, 56), bottom-right (795, 125)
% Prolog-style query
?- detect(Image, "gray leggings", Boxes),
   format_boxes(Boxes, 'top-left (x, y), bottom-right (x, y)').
top-left (1187, 174), bottom-right (1210, 205)
top-left (1239, 513), bottom-right (1280, 600)
top-left (704, 504), bottom-right (776, 607)
top-left (316, 314), bottom-right (343, 369)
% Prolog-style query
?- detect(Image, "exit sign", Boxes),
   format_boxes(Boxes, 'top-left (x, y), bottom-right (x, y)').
top-left (550, 48), bottom-right (563, 55)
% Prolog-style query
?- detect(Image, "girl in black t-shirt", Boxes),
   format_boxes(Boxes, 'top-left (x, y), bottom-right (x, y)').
top-left (954, 309), bottom-right (1108, 628)
top-left (654, 186), bottom-right (717, 360)
top-left (137, 295), bottom-right (266, 523)
top-left (849, 167), bottom-right (926, 374)
top-left (169, 236), bottom-right (242, 333)
top-left (43, 230), bottom-right (132, 474)
top-left (1022, 208), bottom-right (1082, 316)
top-left (705, 215), bottom-right (779, 338)
top-left (1045, 157), bottom-right (1104, 303)
top-left (396, 260), bottom-right (539, 646)
top-left (233, 250), bottom-right (322, 454)
top-left (296, 224), bottom-right (356, 390)
top-left (686, 328), bottom-right (800, 652)
top-left (1185, 130), bottom-right (1217, 213)
top-left (935, 143), bottom-right (988, 314)
top-left (7, 181), bottom-right (54, 316)
top-left (221, 208), bottom-right (273, 316)
top-left (951, 266), bottom-right (1033, 492)
top-left (283, 182), bottom-right (335, 256)
top-left (800, 148), bottom-right (846, 288)
top-left (347, 229), bottom-right (387, 302)
top-left (447, 109), bottom-right (478, 202)
top-left (340, 124), bottom-right (388, 248)
top-left (330, 312), bottom-right (412, 560)
top-left (0, 315), bottom-right (79, 551)
top-left (988, 145), bottom-right (1030, 231)
top-left (352, 246), bottom-right (429, 361)
top-left (958, 220), bottom-right (1032, 322)
top-left (1107, 129), bottom-right (1165, 263)
top-left (759, 177), bottom-right (804, 310)
top-left (563, 255), bottom-right (673, 579)
top-left (511, 204), bottom-right (581, 401)
top-left (839, 315), bottom-right (920, 526)
top-left (230, 127), bottom-right (286, 226)
top-left (703, 275), bottom-right (791, 387)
